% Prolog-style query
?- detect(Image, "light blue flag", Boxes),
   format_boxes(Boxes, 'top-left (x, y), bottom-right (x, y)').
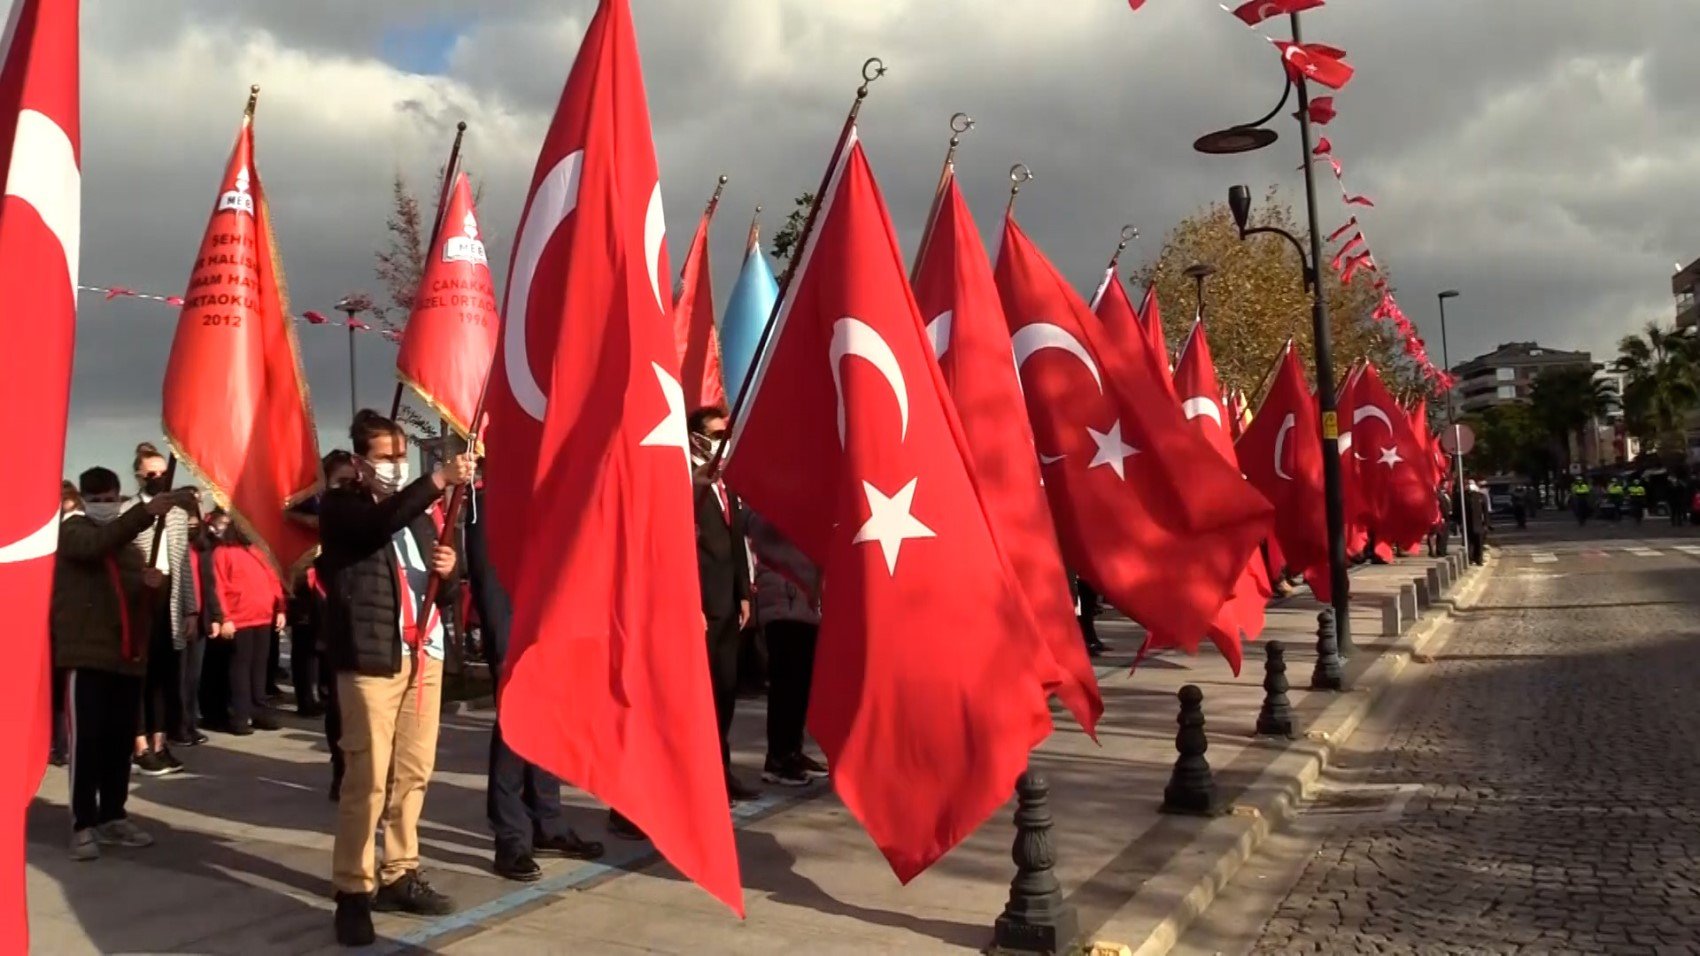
top-left (718, 238), bottom-right (780, 407)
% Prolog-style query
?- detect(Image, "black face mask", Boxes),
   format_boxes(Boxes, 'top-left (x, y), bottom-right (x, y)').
top-left (140, 475), bottom-right (169, 497)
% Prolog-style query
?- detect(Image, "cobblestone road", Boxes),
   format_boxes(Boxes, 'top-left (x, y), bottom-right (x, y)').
top-left (1250, 524), bottom-right (1700, 955)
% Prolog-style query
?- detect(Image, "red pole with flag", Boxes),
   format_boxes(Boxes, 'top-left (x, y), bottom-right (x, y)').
top-left (392, 169), bottom-right (499, 438)
top-left (910, 139), bottom-right (1100, 736)
top-left (0, 0), bottom-right (77, 948)
top-left (673, 175), bottom-right (728, 408)
top-left (481, 0), bottom-right (741, 914)
top-left (724, 129), bottom-right (1057, 883)
top-left (161, 86), bottom-right (321, 578)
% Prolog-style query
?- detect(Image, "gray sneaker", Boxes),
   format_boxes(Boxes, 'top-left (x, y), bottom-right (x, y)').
top-left (94, 819), bottom-right (154, 848)
top-left (69, 828), bottom-right (99, 861)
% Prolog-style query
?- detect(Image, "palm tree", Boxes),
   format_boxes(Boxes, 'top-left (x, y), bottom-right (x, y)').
top-left (1528, 366), bottom-right (1618, 472)
top-left (1614, 322), bottom-right (1699, 464)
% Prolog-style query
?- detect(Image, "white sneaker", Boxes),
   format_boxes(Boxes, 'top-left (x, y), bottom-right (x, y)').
top-left (94, 819), bottom-right (154, 848)
top-left (69, 828), bottom-right (99, 862)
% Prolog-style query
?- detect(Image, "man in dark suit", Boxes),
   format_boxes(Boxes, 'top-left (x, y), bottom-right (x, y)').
top-left (689, 407), bottom-right (759, 804)
top-left (464, 479), bottom-right (605, 881)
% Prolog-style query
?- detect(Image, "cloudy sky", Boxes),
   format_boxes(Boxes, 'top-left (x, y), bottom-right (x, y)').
top-left (62, 0), bottom-right (1690, 477)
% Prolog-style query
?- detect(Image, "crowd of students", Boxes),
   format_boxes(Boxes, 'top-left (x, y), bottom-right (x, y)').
top-left (46, 407), bottom-right (829, 948)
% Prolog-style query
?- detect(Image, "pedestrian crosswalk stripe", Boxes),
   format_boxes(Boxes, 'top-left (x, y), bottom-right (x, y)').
top-left (1532, 553), bottom-right (1558, 563)
top-left (1677, 545), bottom-right (1700, 557)
top-left (1630, 548), bottom-right (1660, 557)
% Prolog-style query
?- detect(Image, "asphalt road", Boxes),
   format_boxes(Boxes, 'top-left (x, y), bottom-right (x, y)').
top-left (1177, 513), bottom-right (1700, 956)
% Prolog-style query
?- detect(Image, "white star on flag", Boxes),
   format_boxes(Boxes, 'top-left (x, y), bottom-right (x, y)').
top-left (853, 477), bottom-right (936, 575)
top-left (1087, 419), bottom-right (1139, 480)
top-left (638, 361), bottom-right (691, 472)
top-left (1377, 445), bottom-right (1402, 468)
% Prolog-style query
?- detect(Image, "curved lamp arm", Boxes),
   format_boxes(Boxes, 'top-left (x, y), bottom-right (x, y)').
top-left (1240, 225), bottom-right (1315, 291)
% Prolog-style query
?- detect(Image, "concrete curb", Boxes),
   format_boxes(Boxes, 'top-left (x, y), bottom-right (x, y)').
top-left (1113, 553), bottom-right (1496, 956)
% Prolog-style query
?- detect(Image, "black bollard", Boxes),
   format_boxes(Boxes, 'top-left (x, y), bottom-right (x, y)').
top-left (993, 770), bottom-right (1081, 954)
top-left (1255, 640), bottom-right (1295, 738)
top-left (1311, 607), bottom-right (1344, 691)
top-left (1160, 685), bottom-right (1224, 816)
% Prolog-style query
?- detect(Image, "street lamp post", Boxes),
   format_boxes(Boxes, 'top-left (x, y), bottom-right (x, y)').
top-left (1194, 9), bottom-right (1353, 660)
top-left (1183, 262), bottom-right (1216, 322)
top-left (336, 293), bottom-right (374, 422)
top-left (1438, 290), bottom-right (1469, 559)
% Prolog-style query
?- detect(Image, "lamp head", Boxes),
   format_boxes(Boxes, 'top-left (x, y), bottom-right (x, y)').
top-left (1193, 126), bottom-right (1279, 156)
top-left (1438, 289), bottom-right (1460, 300)
top-left (1228, 185), bottom-right (1252, 235)
top-left (1183, 263), bottom-right (1217, 281)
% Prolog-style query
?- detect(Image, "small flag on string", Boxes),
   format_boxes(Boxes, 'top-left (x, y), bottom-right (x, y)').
top-left (1307, 97), bottom-right (1337, 124)
top-left (1232, 0), bottom-right (1324, 26)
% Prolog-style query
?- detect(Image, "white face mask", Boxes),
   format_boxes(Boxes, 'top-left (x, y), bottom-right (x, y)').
top-left (84, 501), bottom-right (123, 524)
top-left (370, 460), bottom-right (410, 494)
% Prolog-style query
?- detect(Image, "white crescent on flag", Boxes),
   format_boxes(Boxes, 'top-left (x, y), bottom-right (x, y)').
top-left (643, 182), bottom-right (666, 310)
top-left (1352, 403), bottom-right (1393, 461)
top-left (502, 150), bottom-right (584, 421)
top-left (1182, 396), bottom-right (1223, 429)
top-left (925, 310), bottom-right (952, 360)
top-left (1273, 413), bottom-right (1296, 481)
top-left (831, 316), bottom-right (910, 447)
top-left (1012, 322), bottom-right (1102, 392)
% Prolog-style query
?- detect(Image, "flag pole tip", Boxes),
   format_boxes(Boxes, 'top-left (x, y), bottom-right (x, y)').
top-left (1007, 163), bottom-right (1033, 212)
top-left (1119, 224), bottom-right (1139, 250)
top-left (718, 174), bottom-right (729, 186)
top-left (244, 84), bottom-right (260, 117)
top-left (456, 120), bottom-right (468, 132)
top-left (858, 57), bottom-right (887, 98)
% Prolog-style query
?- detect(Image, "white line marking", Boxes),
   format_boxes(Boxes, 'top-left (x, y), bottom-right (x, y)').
top-left (1532, 553), bottom-right (1557, 564)
top-left (1630, 548), bottom-right (1660, 557)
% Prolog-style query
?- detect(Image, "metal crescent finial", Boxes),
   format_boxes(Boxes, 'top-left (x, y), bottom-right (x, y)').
top-left (1009, 164), bottom-right (1033, 191)
top-left (948, 112), bottom-right (976, 148)
top-left (1118, 224), bottom-right (1139, 250)
top-left (857, 57), bottom-right (887, 98)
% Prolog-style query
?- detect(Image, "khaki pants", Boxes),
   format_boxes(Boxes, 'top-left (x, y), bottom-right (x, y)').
top-left (331, 656), bottom-right (443, 895)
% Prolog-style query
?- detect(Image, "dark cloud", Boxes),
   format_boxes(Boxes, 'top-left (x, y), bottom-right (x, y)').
top-left (64, 0), bottom-right (1692, 477)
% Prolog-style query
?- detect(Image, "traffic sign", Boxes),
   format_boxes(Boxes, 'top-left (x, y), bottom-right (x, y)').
top-left (1440, 423), bottom-right (1475, 455)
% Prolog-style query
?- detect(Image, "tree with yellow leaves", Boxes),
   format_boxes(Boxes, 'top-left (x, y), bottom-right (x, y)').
top-left (1128, 188), bottom-right (1418, 405)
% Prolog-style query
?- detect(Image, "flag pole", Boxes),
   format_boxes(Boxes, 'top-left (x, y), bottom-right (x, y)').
top-left (705, 174), bottom-right (729, 221)
top-left (744, 204), bottom-right (762, 252)
top-left (1005, 162), bottom-right (1032, 215)
top-left (152, 84), bottom-right (258, 567)
top-left (1105, 223), bottom-right (1139, 274)
top-left (411, 362), bottom-right (494, 647)
top-left (719, 56), bottom-right (886, 440)
top-left (907, 112), bottom-right (974, 284)
top-left (391, 121), bottom-right (469, 420)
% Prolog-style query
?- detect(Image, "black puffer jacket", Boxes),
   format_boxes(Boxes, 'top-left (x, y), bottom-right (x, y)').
top-left (317, 477), bottom-right (456, 677)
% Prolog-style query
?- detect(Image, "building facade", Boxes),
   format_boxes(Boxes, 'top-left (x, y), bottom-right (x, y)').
top-left (1674, 257), bottom-right (1699, 330)
top-left (1450, 341), bottom-right (1598, 416)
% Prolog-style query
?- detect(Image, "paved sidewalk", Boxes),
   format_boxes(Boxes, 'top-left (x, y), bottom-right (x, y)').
top-left (24, 555), bottom-right (1470, 955)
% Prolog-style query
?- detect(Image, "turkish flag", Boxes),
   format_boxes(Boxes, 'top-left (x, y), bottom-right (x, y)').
top-left (1164, 320), bottom-right (1271, 674)
top-left (1308, 97), bottom-right (1337, 125)
top-left (724, 133), bottom-right (1054, 882)
top-left (995, 215), bottom-right (1273, 645)
top-left (1236, 344), bottom-right (1331, 602)
top-left (1274, 41), bottom-right (1355, 90)
top-left (482, 0), bottom-right (740, 914)
top-left (1353, 365), bottom-right (1438, 550)
top-left (1137, 283), bottom-right (1174, 391)
top-left (162, 110), bottom-right (319, 578)
top-left (0, 1), bottom-right (76, 949)
top-left (912, 169), bottom-right (1100, 736)
top-left (673, 202), bottom-right (727, 409)
top-left (394, 172), bottom-right (498, 437)
top-left (1409, 398), bottom-right (1446, 519)
top-left (1091, 270), bottom-right (1174, 400)
top-left (1232, 0), bottom-right (1325, 26)
top-left (1334, 363), bottom-right (1373, 558)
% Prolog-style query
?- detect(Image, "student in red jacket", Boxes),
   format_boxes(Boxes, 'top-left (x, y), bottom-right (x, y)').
top-left (212, 527), bottom-right (287, 734)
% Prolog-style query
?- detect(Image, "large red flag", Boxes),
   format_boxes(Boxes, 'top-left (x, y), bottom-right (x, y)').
top-left (162, 101), bottom-right (319, 577)
top-left (1275, 41), bottom-right (1355, 90)
top-left (394, 172), bottom-right (499, 437)
top-left (673, 197), bottom-right (726, 408)
top-left (482, 0), bottom-right (740, 914)
top-left (0, 0), bottom-right (76, 948)
top-left (995, 215), bottom-right (1273, 644)
top-left (911, 169), bottom-right (1100, 735)
top-left (1334, 362), bottom-right (1372, 555)
top-left (1166, 321), bottom-right (1271, 674)
top-left (1353, 365), bottom-right (1438, 550)
top-left (1236, 344), bottom-right (1331, 601)
top-left (724, 133), bottom-right (1053, 882)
